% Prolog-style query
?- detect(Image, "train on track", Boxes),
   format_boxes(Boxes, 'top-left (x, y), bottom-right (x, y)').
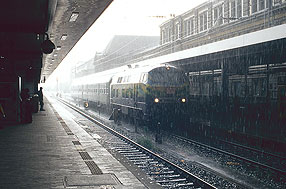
top-left (187, 63), bottom-right (286, 151)
top-left (71, 64), bottom-right (189, 125)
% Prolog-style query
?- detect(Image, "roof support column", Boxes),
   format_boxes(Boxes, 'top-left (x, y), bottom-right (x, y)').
top-left (221, 58), bottom-right (229, 105)
top-left (221, 58), bottom-right (229, 128)
top-left (244, 58), bottom-right (249, 103)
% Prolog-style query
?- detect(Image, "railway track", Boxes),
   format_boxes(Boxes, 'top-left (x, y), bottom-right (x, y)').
top-left (171, 134), bottom-right (286, 182)
top-left (57, 98), bottom-right (216, 189)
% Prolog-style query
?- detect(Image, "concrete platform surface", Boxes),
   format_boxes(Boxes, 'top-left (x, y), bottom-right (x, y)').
top-left (0, 98), bottom-right (148, 189)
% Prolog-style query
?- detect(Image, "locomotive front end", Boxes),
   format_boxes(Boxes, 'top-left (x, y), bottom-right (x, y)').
top-left (146, 66), bottom-right (189, 127)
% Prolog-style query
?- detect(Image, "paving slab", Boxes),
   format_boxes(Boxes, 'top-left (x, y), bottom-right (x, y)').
top-left (0, 103), bottom-right (89, 188)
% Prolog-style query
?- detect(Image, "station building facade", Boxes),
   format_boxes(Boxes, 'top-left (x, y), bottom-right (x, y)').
top-left (159, 0), bottom-right (286, 52)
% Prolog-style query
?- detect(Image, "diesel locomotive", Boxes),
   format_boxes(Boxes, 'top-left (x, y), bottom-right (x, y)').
top-left (71, 64), bottom-right (189, 124)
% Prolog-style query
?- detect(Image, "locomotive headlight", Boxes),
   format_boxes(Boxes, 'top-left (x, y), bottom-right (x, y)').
top-left (181, 98), bottom-right (186, 103)
top-left (154, 98), bottom-right (159, 103)
top-left (84, 102), bottom-right (89, 108)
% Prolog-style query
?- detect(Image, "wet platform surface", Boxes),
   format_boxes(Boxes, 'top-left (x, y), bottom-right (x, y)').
top-left (0, 98), bottom-right (149, 189)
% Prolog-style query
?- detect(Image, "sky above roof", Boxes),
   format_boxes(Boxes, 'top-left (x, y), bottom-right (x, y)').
top-left (70, 0), bottom-right (204, 60)
top-left (48, 0), bottom-right (205, 83)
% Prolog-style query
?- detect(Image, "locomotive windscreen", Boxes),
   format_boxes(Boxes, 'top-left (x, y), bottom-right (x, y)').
top-left (148, 69), bottom-right (187, 86)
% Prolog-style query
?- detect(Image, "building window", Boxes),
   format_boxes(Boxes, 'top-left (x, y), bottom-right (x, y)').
top-left (273, 0), bottom-right (282, 5)
top-left (175, 22), bottom-right (181, 39)
top-left (184, 17), bottom-right (195, 36)
top-left (237, 0), bottom-right (242, 18)
top-left (230, 0), bottom-right (236, 19)
top-left (213, 5), bottom-right (223, 25)
top-left (184, 19), bottom-right (190, 36)
top-left (199, 11), bottom-right (208, 32)
top-left (252, 0), bottom-right (258, 13)
top-left (199, 14), bottom-right (203, 32)
top-left (190, 17), bottom-right (194, 35)
top-left (164, 28), bottom-right (168, 43)
top-left (161, 30), bottom-right (165, 44)
top-left (168, 27), bottom-right (172, 42)
top-left (229, 0), bottom-right (243, 20)
top-left (252, 0), bottom-right (267, 13)
top-left (259, 0), bottom-right (266, 11)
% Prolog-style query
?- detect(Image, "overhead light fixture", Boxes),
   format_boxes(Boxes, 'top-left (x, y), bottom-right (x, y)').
top-left (61, 34), bottom-right (67, 40)
top-left (52, 59), bottom-right (55, 61)
top-left (41, 33), bottom-right (55, 54)
top-left (56, 46), bottom-right (61, 50)
top-left (54, 54), bottom-right (57, 57)
top-left (69, 12), bottom-right (79, 22)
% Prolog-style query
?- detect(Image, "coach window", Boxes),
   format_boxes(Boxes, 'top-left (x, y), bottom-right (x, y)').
top-left (137, 85), bottom-right (144, 102)
top-left (124, 88), bottom-right (127, 98)
top-left (125, 89), bottom-right (129, 98)
top-left (117, 77), bottom-right (123, 83)
top-left (140, 73), bottom-right (147, 83)
top-left (130, 88), bottom-right (134, 98)
top-left (116, 89), bottom-right (119, 97)
top-left (122, 89), bottom-right (125, 98)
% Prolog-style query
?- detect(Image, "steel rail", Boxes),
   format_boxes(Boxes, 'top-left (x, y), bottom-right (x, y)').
top-left (173, 135), bottom-right (286, 177)
top-left (57, 98), bottom-right (217, 189)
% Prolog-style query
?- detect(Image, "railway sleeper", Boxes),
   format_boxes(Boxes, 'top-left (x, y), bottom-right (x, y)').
top-left (118, 150), bottom-right (140, 153)
top-left (114, 147), bottom-right (136, 150)
top-left (147, 166), bottom-right (169, 171)
top-left (133, 161), bottom-right (148, 165)
top-left (161, 183), bottom-right (195, 188)
top-left (149, 170), bottom-right (175, 175)
top-left (149, 161), bottom-right (159, 164)
top-left (175, 182), bottom-right (195, 187)
top-left (157, 178), bottom-right (187, 183)
top-left (108, 142), bottom-right (127, 145)
top-left (132, 159), bottom-right (153, 163)
top-left (124, 154), bottom-right (145, 157)
top-left (127, 156), bottom-right (150, 160)
top-left (154, 174), bottom-right (180, 179)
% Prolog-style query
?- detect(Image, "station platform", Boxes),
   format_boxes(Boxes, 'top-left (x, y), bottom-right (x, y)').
top-left (0, 98), bottom-right (152, 189)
